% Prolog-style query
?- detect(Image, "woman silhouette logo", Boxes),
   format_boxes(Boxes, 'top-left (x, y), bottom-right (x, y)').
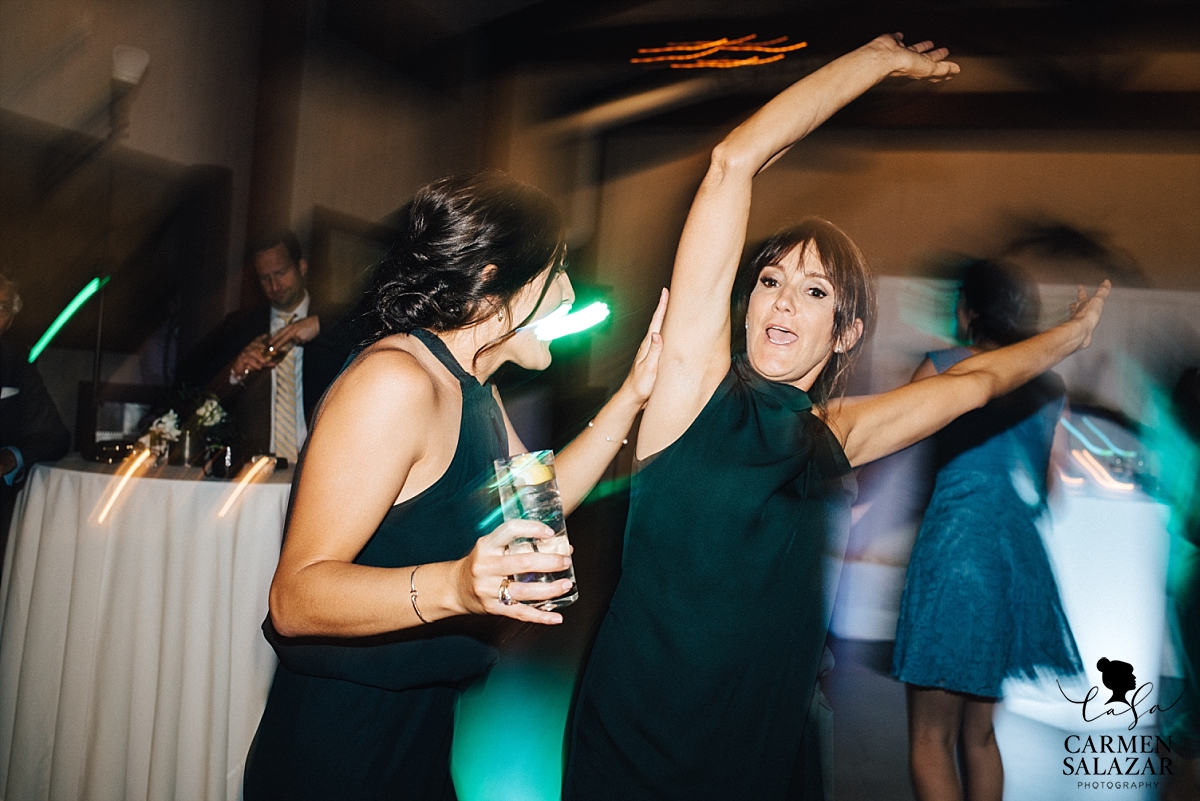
top-left (1060, 656), bottom-right (1179, 729)
top-left (1096, 657), bottom-right (1136, 705)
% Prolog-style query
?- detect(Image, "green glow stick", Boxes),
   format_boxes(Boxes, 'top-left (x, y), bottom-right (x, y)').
top-left (28, 276), bottom-right (111, 363)
top-left (532, 301), bottom-right (610, 341)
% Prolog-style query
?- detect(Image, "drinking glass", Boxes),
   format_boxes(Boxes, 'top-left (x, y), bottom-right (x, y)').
top-left (493, 450), bottom-right (577, 610)
top-left (260, 341), bottom-right (292, 367)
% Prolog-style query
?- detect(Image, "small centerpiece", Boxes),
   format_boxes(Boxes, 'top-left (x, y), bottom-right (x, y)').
top-left (139, 409), bottom-right (180, 464)
top-left (188, 395), bottom-right (233, 470)
top-left (137, 393), bottom-right (234, 470)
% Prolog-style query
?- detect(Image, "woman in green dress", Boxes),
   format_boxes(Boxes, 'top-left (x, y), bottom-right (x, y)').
top-left (244, 172), bottom-right (666, 800)
top-left (565, 34), bottom-right (1109, 800)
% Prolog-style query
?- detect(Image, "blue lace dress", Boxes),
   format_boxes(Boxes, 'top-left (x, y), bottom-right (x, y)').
top-left (891, 347), bottom-right (1082, 698)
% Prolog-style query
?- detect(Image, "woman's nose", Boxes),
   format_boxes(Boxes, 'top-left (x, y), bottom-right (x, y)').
top-left (560, 272), bottom-right (576, 305)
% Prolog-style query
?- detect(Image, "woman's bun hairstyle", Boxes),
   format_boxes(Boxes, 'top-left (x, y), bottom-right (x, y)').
top-left (361, 171), bottom-right (565, 344)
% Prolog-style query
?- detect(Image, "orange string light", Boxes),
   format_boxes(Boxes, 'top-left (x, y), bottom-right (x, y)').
top-left (632, 34), bottom-right (806, 68)
top-left (635, 35), bottom-right (754, 54)
top-left (671, 54), bottom-right (787, 69)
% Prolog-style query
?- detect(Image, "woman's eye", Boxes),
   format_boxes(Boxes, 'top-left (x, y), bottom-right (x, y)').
top-left (807, 286), bottom-right (828, 298)
top-left (759, 276), bottom-right (779, 288)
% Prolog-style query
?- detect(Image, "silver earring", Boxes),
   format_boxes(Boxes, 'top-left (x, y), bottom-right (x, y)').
top-left (497, 309), bottom-right (504, 323)
top-left (834, 345), bottom-right (843, 353)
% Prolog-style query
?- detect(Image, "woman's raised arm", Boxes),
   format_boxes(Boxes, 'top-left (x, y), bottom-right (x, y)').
top-left (828, 282), bottom-right (1110, 467)
top-left (640, 34), bottom-right (958, 457)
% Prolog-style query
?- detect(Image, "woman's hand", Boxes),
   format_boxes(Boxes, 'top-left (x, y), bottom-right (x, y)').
top-left (624, 288), bottom-right (668, 407)
top-left (451, 519), bottom-right (573, 625)
top-left (869, 33), bottom-right (960, 82)
top-left (1068, 280), bottom-right (1111, 350)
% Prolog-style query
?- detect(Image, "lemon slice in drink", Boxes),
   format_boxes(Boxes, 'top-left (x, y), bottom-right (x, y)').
top-left (512, 453), bottom-right (554, 487)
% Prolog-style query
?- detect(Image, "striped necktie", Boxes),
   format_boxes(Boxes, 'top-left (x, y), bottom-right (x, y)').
top-left (273, 315), bottom-right (299, 462)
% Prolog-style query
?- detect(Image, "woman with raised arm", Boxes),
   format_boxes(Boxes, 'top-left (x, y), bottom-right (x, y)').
top-left (243, 172), bottom-right (665, 801)
top-left (564, 35), bottom-right (1107, 800)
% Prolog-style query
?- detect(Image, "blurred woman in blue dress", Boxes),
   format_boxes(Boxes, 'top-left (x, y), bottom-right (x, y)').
top-left (892, 260), bottom-right (1083, 801)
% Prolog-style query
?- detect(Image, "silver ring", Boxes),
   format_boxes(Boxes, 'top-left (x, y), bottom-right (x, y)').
top-left (498, 578), bottom-right (515, 606)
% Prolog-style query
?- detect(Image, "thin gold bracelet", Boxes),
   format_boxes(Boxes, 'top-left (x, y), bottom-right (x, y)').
top-left (410, 565), bottom-right (430, 624)
top-left (588, 420), bottom-right (627, 446)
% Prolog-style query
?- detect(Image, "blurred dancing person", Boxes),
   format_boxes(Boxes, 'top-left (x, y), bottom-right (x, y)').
top-left (892, 260), bottom-right (1083, 801)
top-left (1163, 366), bottom-right (1200, 801)
top-left (565, 35), bottom-right (1108, 801)
top-left (244, 172), bottom-right (665, 801)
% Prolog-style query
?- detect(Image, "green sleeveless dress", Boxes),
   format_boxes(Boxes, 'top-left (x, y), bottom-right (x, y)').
top-left (244, 329), bottom-right (507, 801)
top-left (565, 358), bottom-right (855, 800)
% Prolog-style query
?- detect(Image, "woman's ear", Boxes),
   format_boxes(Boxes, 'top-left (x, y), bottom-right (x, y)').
top-left (479, 264), bottom-right (505, 321)
top-left (837, 318), bottom-right (864, 354)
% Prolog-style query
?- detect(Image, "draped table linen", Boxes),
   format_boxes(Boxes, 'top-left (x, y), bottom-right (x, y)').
top-left (0, 456), bottom-right (288, 801)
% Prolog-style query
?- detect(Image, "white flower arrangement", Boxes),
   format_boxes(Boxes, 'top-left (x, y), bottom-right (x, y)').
top-left (195, 398), bottom-right (227, 428)
top-left (148, 410), bottom-right (181, 441)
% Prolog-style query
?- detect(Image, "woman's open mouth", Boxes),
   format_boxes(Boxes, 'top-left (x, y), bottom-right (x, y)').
top-left (765, 326), bottom-right (798, 345)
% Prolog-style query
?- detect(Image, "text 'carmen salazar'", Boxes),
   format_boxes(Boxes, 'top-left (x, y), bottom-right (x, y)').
top-left (1062, 734), bottom-right (1174, 777)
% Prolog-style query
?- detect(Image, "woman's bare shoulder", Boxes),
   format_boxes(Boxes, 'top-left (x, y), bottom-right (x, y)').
top-left (318, 335), bottom-right (448, 433)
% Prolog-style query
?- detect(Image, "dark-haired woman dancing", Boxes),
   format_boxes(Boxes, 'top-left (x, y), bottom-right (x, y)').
top-left (564, 35), bottom-right (1106, 800)
top-left (243, 172), bottom-right (666, 801)
top-left (892, 261), bottom-right (1083, 801)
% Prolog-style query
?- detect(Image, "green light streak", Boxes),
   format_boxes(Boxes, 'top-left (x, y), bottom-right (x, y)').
top-left (534, 301), bottom-right (610, 342)
top-left (452, 654), bottom-right (576, 800)
top-left (28, 276), bottom-right (110, 363)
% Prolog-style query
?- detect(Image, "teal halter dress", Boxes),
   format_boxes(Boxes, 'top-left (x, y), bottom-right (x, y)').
top-left (244, 329), bottom-right (507, 801)
top-left (565, 358), bottom-right (855, 800)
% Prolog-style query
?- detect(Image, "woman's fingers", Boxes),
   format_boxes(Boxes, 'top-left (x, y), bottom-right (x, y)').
top-left (1070, 280), bottom-right (1111, 349)
top-left (649, 288), bottom-right (669, 336)
top-left (487, 588), bottom-right (566, 625)
top-left (485, 518), bottom-right (555, 550)
top-left (625, 289), bottom-right (668, 405)
top-left (634, 289), bottom-right (669, 362)
top-left (502, 577), bottom-right (574, 605)
top-left (882, 33), bottom-right (959, 81)
top-left (497, 550), bottom-right (572, 577)
top-left (1072, 280), bottom-right (1111, 313)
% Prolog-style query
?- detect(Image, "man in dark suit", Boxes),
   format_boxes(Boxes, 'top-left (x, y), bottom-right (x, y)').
top-left (1, 273), bottom-right (71, 559)
top-left (176, 232), bottom-right (351, 461)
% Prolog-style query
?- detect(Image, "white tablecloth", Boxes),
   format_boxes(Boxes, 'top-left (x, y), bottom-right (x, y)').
top-left (0, 456), bottom-right (289, 801)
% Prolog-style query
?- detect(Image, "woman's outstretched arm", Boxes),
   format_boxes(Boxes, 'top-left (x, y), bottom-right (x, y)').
top-left (640, 34), bottom-right (958, 458)
top-left (828, 282), bottom-right (1110, 467)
